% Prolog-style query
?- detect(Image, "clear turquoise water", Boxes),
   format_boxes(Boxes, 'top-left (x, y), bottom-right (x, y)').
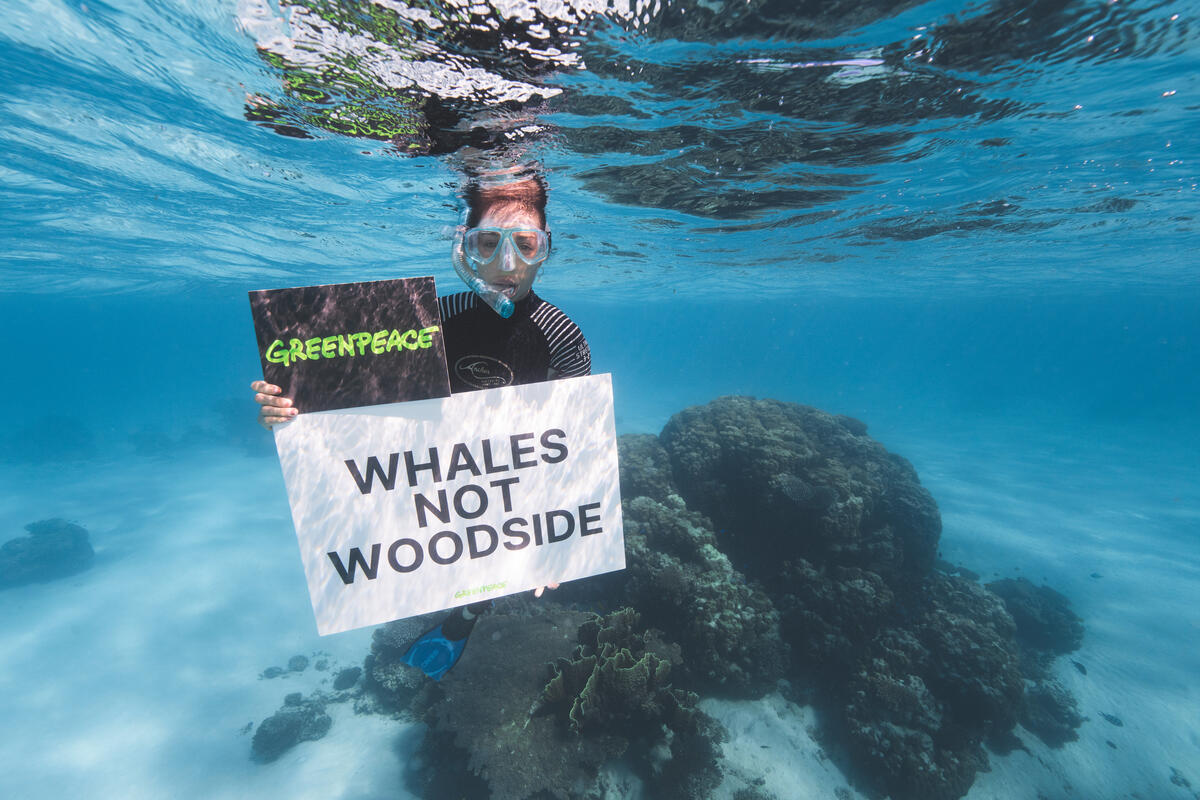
top-left (1, 1), bottom-right (1198, 798)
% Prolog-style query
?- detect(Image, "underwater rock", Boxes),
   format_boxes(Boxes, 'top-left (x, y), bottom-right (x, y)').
top-left (287, 655), bottom-right (309, 672)
top-left (660, 396), bottom-right (941, 585)
top-left (0, 519), bottom-right (94, 590)
top-left (1021, 679), bottom-right (1084, 747)
top-left (250, 693), bottom-right (332, 763)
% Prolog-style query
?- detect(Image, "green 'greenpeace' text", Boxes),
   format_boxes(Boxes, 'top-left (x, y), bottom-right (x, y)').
top-left (265, 326), bottom-right (440, 367)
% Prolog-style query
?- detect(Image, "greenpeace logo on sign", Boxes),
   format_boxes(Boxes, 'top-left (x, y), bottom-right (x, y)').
top-left (454, 582), bottom-right (507, 600)
top-left (265, 326), bottom-right (441, 368)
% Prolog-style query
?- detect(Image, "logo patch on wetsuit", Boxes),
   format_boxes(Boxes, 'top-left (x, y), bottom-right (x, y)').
top-left (455, 355), bottom-right (514, 389)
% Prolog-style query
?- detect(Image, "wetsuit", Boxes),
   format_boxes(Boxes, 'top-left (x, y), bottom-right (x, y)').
top-left (438, 290), bottom-right (590, 393)
top-left (436, 289), bottom-right (589, 625)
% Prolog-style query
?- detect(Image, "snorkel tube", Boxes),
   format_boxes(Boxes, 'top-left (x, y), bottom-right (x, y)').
top-left (452, 233), bottom-right (515, 319)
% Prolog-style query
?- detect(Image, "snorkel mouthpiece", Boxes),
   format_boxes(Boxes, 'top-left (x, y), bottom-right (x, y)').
top-left (453, 237), bottom-right (515, 319)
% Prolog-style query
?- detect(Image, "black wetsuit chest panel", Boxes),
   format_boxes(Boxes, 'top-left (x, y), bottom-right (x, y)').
top-left (441, 293), bottom-right (551, 391)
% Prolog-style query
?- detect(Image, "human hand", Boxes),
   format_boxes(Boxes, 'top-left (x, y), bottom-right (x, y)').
top-left (533, 582), bottom-right (559, 599)
top-left (251, 380), bottom-right (297, 430)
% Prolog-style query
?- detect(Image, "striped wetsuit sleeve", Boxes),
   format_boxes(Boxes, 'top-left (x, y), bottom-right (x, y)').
top-left (531, 300), bottom-right (591, 377)
top-left (438, 291), bottom-right (476, 321)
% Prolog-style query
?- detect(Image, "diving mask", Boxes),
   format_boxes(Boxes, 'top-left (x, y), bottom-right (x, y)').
top-left (452, 226), bottom-right (551, 319)
top-left (463, 227), bottom-right (551, 269)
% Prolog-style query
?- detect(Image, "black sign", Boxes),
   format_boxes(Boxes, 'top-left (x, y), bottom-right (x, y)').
top-left (249, 277), bottom-right (451, 412)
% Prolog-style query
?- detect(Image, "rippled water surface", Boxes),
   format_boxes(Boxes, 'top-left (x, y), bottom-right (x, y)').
top-left (1, 1), bottom-right (1198, 799)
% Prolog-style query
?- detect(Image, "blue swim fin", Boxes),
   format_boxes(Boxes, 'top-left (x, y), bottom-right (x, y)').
top-left (400, 623), bottom-right (467, 681)
top-left (400, 603), bottom-right (489, 680)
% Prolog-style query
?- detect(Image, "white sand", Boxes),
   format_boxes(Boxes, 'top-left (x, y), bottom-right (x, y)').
top-left (0, 450), bottom-right (415, 800)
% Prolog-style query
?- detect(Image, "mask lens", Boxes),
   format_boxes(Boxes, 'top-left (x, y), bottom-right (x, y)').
top-left (512, 231), bottom-right (544, 261)
top-left (467, 230), bottom-right (501, 261)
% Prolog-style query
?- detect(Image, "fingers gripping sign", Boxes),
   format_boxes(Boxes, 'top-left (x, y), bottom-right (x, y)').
top-left (252, 380), bottom-right (298, 429)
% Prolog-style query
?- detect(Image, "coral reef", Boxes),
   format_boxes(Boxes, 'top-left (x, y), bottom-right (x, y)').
top-left (560, 434), bottom-right (788, 696)
top-left (597, 397), bottom-right (1084, 800)
top-left (405, 607), bottom-right (623, 800)
top-left (986, 578), bottom-right (1084, 673)
top-left (1, 519), bottom-right (94, 590)
top-left (659, 398), bottom-right (941, 586)
top-left (533, 609), bottom-right (725, 800)
top-left (984, 578), bottom-right (1086, 748)
top-left (389, 606), bottom-right (724, 800)
top-left (333, 666), bottom-right (361, 691)
top-left (251, 692), bottom-right (332, 762)
top-left (347, 396), bottom-right (1087, 800)
top-left (614, 494), bottom-right (787, 695)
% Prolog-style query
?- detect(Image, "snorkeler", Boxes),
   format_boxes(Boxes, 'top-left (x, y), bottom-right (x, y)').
top-left (252, 174), bottom-right (589, 678)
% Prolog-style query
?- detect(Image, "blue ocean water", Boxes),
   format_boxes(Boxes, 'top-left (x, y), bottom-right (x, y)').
top-left (1, 1), bottom-right (1198, 799)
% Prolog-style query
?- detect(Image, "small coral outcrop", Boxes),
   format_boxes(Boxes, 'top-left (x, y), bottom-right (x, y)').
top-left (1, 519), bottom-right (94, 590)
top-left (250, 692), bottom-right (332, 762)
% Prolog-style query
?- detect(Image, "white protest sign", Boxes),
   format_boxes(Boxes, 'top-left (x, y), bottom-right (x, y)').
top-left (273, 373), bottom-right (624, 635)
